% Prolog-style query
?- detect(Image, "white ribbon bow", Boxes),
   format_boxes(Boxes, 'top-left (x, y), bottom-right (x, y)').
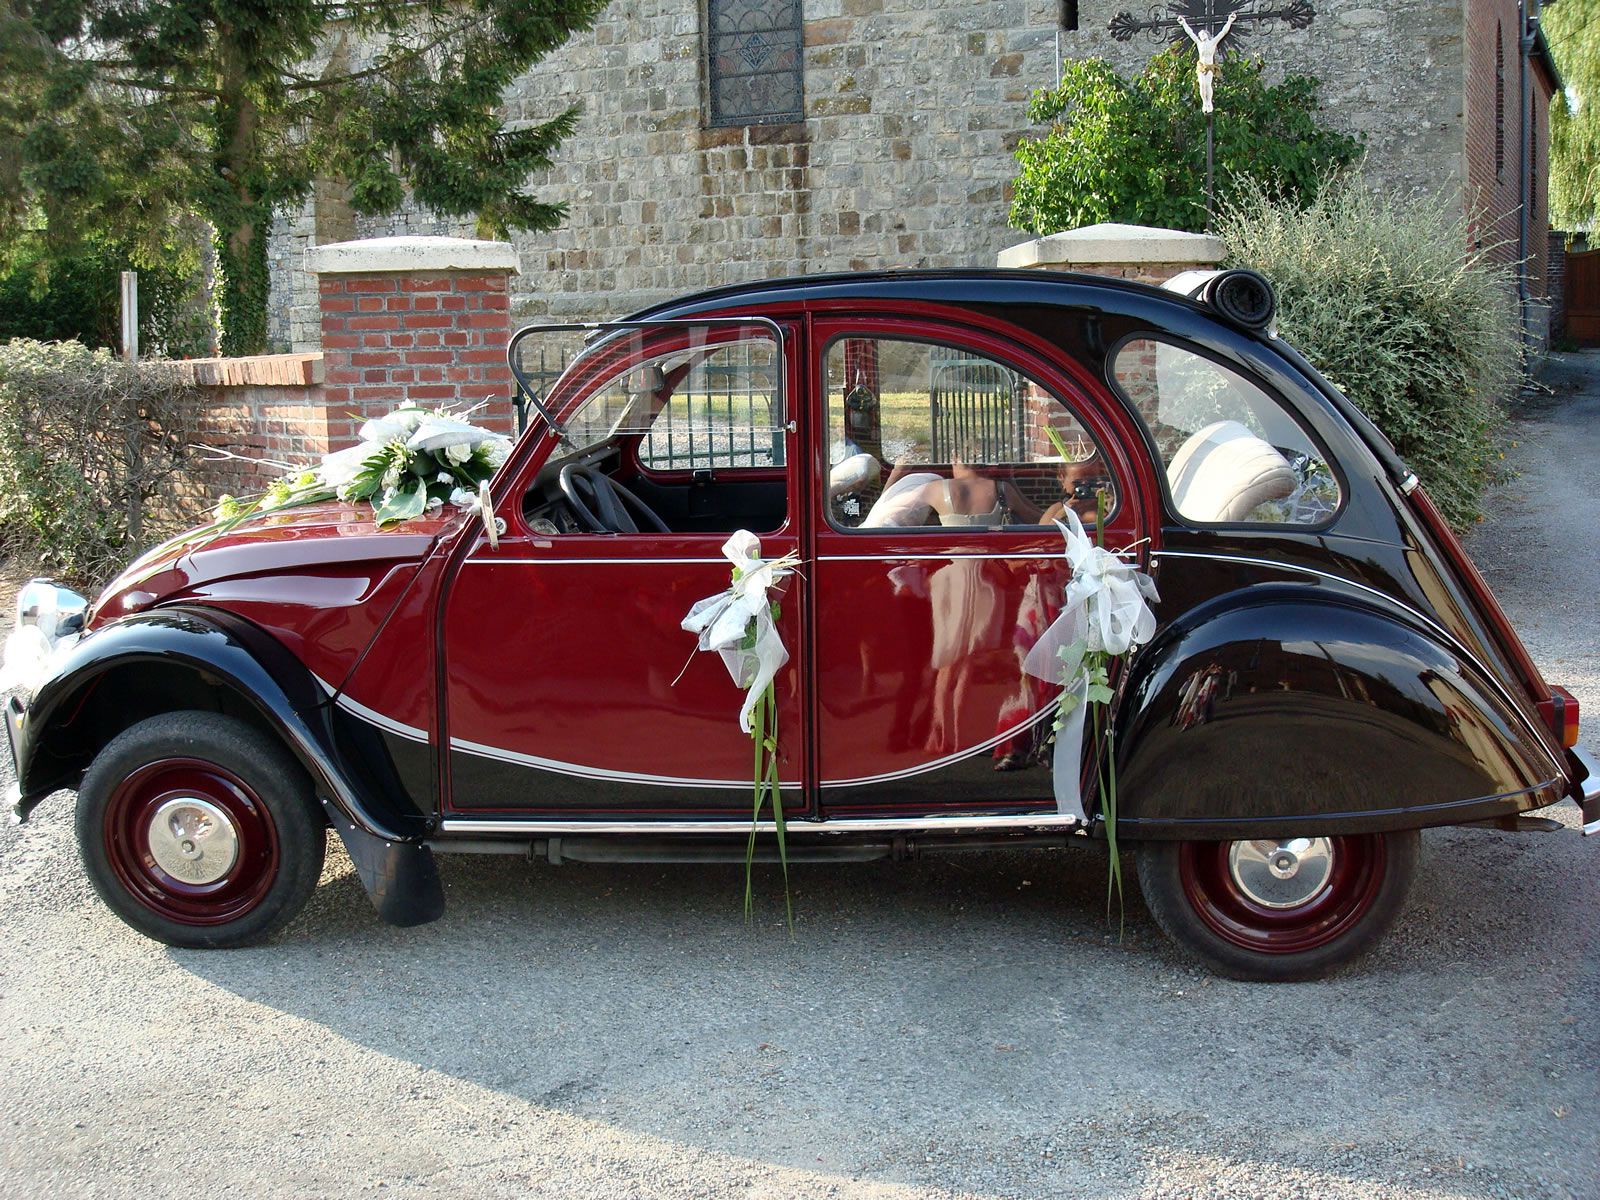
top-left (1021, 509), bottom-right (1160, 820)
top-left (680, 530), bottom-right (799, 733)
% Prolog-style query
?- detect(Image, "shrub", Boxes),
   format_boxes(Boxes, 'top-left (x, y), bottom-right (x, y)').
top-left (1216, 176), bottom-right (1523, 530)
top-left (0, 339), bottom-right (205, 587)
top-left (0, 237), bottom-right (214, 358)
top-left (1009, 48), bottom-right (1362, 236)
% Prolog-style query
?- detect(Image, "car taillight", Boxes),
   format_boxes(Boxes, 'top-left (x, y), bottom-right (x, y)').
top-left (1538, 685), bottom-right (1581, 749)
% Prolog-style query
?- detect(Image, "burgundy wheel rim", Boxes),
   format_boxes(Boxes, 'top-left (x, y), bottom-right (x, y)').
top-left (1178, 835), bottom-right (1387, 956)
top-left (102, 757), bottom-right (281, 927)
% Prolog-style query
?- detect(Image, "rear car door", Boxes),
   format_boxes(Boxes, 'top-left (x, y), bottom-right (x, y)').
top-left (810, 316), bottom-right (1152, 816)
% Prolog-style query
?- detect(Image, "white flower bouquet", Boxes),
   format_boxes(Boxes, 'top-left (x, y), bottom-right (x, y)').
top-left (213, 405), bottom-right (512, 531)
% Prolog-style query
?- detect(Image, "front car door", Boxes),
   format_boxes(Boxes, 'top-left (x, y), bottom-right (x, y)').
top-left (810, 315), bottom-right (1151, 817)
top-left (438, 320), bottom-right (809, 818)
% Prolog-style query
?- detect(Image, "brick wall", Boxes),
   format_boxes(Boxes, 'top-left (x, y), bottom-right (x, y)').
top-left (1464, 0), bottom-right (1556, 309)
top-left (165, 354), bottom-right (326, 501)
top-left (318, 270), bottom-right (515, 440)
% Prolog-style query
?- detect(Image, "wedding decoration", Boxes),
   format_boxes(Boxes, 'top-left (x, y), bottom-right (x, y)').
top-left (679, 530), bottom-right (801, 924)
top-left (1022, 477), bottom-right (1159, 926)
top-left (209, 404), bottom-right (511, 535)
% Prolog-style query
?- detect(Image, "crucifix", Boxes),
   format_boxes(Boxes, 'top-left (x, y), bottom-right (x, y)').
top-left (1108, 1), bottom-right (1316, 226)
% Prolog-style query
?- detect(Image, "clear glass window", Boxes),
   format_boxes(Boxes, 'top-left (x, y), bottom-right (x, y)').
top-left (1112, 337), bottom-right (1341, 526)
top-left (824, 336), bottom-right (1117, 531)
top-left (555, 335), bottom-right (784, 468)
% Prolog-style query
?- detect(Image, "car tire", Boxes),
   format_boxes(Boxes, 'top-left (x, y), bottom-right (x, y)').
top-left (1135, 829), bottom-right (1419, 981)
top-left (76, 711), bottom-right (326, 948)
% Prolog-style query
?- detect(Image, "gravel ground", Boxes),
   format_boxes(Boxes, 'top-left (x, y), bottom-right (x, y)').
top-left (2, 359), bottom-right (1597, 1200)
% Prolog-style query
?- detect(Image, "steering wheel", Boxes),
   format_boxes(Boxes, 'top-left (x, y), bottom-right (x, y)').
top-left (558, 463), bottom-right (671, 534)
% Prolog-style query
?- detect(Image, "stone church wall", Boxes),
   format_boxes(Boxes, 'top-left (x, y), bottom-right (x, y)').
top-left (268, 1), bottom-right (1482, 352)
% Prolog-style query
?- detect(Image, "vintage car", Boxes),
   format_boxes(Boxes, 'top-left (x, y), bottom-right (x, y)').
top-left (5, 268), bottom-right (1596, 980)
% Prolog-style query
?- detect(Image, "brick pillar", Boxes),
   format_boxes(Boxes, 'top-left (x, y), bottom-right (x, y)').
top-left (996, 222), bottom-right (1223, 286)
top-left (306, 236), bottom-right (520, 447)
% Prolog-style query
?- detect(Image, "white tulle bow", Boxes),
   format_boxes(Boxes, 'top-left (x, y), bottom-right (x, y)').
top-left (1021, 509), bottom-right (1159, 820)
top-left (1055, 508), bottom-right (1159, 655)
top-left (680, 531), bottom-right (799, 733)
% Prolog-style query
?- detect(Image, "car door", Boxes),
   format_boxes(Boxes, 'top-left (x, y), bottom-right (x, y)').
top-left (438, 320), bottom-right (811, 818)
top-left (810, 316), bottom-right (1152, 816)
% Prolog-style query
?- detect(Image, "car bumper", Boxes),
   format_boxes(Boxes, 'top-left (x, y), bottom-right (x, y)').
top-left (1574, 745), bottom-right (1600, 836)
top-left (6, 694), bottom-right (25, 823)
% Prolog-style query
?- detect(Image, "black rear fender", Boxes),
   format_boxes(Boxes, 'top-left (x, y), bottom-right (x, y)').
top-left (1116, 587), bottom-right (1568, 839)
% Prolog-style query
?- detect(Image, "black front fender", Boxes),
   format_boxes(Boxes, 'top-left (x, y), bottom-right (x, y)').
top-left (11, 606), bottom-right (422, 843)
top-left (1116, 587), bottom-right (1567, 839)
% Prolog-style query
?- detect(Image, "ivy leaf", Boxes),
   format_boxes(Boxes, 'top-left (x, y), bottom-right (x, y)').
top-left (374, 479), bottom-right (427, 527)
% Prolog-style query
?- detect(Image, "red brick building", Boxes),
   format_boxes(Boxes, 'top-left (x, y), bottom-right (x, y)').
top-left (1465, 1), bottom-right (1563, 339)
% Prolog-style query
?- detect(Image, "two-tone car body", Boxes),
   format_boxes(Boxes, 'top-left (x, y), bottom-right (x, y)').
top-left (7, 268), bottom-right (1595, 978)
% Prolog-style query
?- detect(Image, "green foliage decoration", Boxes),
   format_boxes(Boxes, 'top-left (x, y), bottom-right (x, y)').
top-left (0, 340), bottom-right (206, 587)
top-left (1217, 176), bottom-right (1523, 531)
top-left (1009, 48), bottom-right (1362, 235)
top-left (0, 0), bottom-right (611, 354)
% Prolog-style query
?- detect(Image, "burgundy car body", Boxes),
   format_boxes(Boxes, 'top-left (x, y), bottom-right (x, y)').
top-left (7, 269), bottom-right (1595, 974)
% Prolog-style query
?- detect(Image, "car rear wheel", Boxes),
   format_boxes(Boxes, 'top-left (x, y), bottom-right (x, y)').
top-left (1135, 830), bottom-right (1419, 981)
top-left (76, 712), bottom-right (325, 948)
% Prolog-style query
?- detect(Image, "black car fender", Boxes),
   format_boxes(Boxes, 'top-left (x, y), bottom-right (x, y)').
top-left (12, 605), bottom-right (423, 845)
top-left (1114, 584), bottom-right (1569, 839)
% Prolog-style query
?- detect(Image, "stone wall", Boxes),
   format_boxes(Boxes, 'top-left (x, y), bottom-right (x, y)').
top-left (265, 1), bottom-right (1548, 350)
top-left (267, 0), bottom-right (1067, 348)
top-left (1067, 3), bottom-right (1467, 200)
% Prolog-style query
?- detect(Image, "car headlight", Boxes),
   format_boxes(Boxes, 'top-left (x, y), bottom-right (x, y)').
top-left (16, 579), bottom-right (89, 646)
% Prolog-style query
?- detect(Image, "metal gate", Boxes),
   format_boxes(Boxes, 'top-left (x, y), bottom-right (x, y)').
top-left (1567, 249), bottom-right (1600, 345)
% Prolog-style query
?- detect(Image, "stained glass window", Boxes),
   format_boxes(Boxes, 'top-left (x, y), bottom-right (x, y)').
top-left (706, 0), bottom-right (804, 127)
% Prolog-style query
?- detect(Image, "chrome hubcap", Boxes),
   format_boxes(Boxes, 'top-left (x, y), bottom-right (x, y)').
top-left (146, 797), bottom-right (239, 885)
top-left (1227, 837), bottom-right (1334, 909)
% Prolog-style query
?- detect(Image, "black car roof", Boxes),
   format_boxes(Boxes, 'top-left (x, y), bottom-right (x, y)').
top-left (625, 267), bottom-right (1207, 324)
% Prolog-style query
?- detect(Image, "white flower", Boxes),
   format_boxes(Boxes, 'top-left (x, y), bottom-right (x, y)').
top-left (480, 437), bottom-right (511, 469)
top-left (359, 406), bottom-right (428, 444)
top-left (449, 487), bottom-right (480, 510)
top-left (408, 415), bottom-right (493, 456)
top-left (442, 441), bottom-right (473, 466)
top-left (436, 472), bottom-right (454, 484)
top-left (426, 495), bottom-right (443, 510)
top-left (318, 443), bottom-right (381, 491)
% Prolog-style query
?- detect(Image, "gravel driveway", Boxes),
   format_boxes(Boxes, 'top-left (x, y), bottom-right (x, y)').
top-left (2, 358), bottom-right (1596, 1200)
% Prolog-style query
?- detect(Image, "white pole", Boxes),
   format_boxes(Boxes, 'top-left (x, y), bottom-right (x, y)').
top-left (120, 270), bottom-right (139, 362)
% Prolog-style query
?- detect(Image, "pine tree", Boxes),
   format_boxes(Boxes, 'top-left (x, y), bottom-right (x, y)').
top-left (0, 0), bottom-right (609, 353)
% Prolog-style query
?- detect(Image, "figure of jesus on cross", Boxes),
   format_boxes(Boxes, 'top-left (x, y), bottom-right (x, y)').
top-left (1178, 12), bottom-right (1237, 114)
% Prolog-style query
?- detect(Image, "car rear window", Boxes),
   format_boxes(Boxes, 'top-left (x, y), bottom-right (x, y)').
top-left (1112, 337), bottom-right (1341, 526)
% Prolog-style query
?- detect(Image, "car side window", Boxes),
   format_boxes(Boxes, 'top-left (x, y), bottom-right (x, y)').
top-left (824, 336), bottom-right (1117, 532)
top-left (1111, 337), bottom-right (1341, 526)
top-left (524, 329), bottom-right (788, 535)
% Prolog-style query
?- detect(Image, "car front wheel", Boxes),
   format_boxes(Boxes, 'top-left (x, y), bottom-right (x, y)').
top-left (1136, 830), bottom-right (1420, 981)
top-left (76, 712), bottom-right (326, 948)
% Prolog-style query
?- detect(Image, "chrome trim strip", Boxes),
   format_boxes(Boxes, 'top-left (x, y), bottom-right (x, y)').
top-left (440, 812), bottom-right (1083, 836)
top-left (447, 734), bottom-right (780, 790)
top-left (334, 693), bottom-right (430, 743)
top-left (1584, 818), bottom-right (1600, 837)
top-left (1152, 549), bottom-right (1555, 756)
top-left (820, 707), bottom-right (1054, 787)
top-left (817, 552), bottom-right (1066, 563)
top-left (465, 557), bottom-right (731, 566)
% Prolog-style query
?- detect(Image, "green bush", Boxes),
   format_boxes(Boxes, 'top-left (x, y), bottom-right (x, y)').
top-left (1216, 176), bottom-right (1523, 530)
top-left (0, 339), bottom-right (205, 587)
top-left (0, 238), bottom-right (214, 358)
top-left (1010, 48), bottom-right (1362, 235)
